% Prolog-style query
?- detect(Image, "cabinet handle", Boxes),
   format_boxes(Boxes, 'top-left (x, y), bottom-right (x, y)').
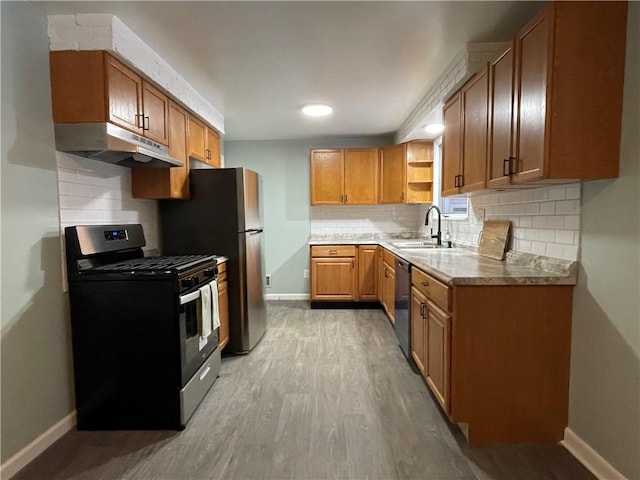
top-left (329, 250), bottom-right (338, 255)
top-left (401, 191), bottom-right (404, 202)
top-left (508, 156), bottom-right (516, 175)
top-left (420, 303), bottom-right (426, 317)
top-left (458, 174), bottom-right (464, 187)
top-left (137, 114), bottom-right (144, 129)
top-left (420, 281), bottom-right (429, 287)
top-left (502, 158), bottom-right (510, 177)
top-left (344, 194), bottom-right (348, 203)
top-left (454, 175), bottom-right (459, 188)
top-left (143, 115), bottom-right (150, 131)
top-left (206, 149), bottom-right (211, 160)
top-left (351, 260), bottom-right (354, 269)
top-left (384, 269), bottom-right (388, 278)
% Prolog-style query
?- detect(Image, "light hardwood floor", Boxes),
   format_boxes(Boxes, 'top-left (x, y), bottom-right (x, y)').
top-left (14, 301), bottom-right (594, 480)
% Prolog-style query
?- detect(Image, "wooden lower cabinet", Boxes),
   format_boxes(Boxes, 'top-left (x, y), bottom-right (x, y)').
top-left (425, 299), bottom-right (451, 412)
top-left (357, 245), bottom-right (378, 300)
top-left (217, 262), bottom-right (229, 350)
top-left (381, 260), bottom-right (395, 324)
top-left (410, 266), bottom-right (573, 443)
top-left (310, 246), bottom-right (357, 301)
top-left (410, 286), bottom-right (427, 375)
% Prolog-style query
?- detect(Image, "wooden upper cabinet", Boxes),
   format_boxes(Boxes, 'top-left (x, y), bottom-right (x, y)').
top-left (188, 115), bottom-right (208, 163)
top-left (442, 68), bottom-right (488, 197)
top-left (207, 128), bottom-right (221, 167)
top-left (106, 55), bottom-right (144, 135)
top-left (141, 81), bottom-right (169, 145)
top-left (310, 148), bottom-right (377, 205)
top-left (492, 2), bottom-right (627, 186)
top-left (487, 42), bottom-right (515, 188)
top-left (344, 149), bottom-right (378, 204)
top-left (132, 100), bottom-right (190, 199)
top-left (442, 93), bottom-right (462, 197)
top-left (310, 149), bottom-right (344, 205)
top-left (379, 144), bottom-right (406, 204)
top-left (50, 51), bottom-right (180, 149)
top-left (460, 67), bottom-right (488, 193)
top-left (406, 141), bottom-right (434, 203)
top-left (513, 11), bottom-right (548, 184)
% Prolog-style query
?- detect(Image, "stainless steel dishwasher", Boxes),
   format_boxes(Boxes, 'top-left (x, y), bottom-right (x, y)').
top-left (394, 258), bottom-right (411, 358)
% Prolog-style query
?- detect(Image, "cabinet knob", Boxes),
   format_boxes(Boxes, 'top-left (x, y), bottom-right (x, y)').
top-left (421, 281), bottom-right (429, 287)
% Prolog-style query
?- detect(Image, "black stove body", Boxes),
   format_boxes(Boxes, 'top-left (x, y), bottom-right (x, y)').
top-left (65, 224), bottom-right (221, 430)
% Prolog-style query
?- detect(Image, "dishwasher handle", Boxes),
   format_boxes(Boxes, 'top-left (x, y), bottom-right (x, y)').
top-left (396, 259), bottom-right (409, 271)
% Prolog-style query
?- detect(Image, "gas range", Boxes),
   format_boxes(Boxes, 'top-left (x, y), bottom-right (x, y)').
top-left (64, 224), bottom-right (222, 430)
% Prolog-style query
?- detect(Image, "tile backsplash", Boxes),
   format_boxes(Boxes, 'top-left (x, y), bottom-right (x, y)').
top-left (438, 184), bottom-right (581, 261)
top-left (56, 153), bottom-right (159, 252)
top-left (311, 204), bottom-right (423, 235)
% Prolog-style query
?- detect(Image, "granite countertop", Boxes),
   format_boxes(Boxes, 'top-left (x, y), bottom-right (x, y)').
top-left (309, 235), bottom-right (578, 286)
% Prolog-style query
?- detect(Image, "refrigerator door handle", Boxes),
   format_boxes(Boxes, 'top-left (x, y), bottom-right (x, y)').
top-left (246, 228), bottom-right (263, 235)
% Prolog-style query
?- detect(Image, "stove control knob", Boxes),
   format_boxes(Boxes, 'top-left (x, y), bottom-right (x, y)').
top-left (204, 267), bottom-right (217, 278)
top-left (181, 276), bottom-right (196, 288)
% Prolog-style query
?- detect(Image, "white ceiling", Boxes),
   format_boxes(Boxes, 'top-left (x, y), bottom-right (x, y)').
top-left (36, 1), bottom-right (543, 141)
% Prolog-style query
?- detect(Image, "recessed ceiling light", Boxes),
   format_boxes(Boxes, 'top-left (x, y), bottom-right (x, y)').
top-left (424, 123), bottom-right (444, 134)
top-left (302, 104), bottom-right (333, 117)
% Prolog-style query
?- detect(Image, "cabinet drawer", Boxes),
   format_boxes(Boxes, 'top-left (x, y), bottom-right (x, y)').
top-left (412, 268), bottom-right (450, 312)
top-left (311, 245), bottom-right (356, 257)
top-left (382, 248), bottom-right (396, 268)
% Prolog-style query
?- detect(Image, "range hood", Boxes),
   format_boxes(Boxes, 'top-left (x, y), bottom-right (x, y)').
top-left (54, 122), bottom-right (184, 168)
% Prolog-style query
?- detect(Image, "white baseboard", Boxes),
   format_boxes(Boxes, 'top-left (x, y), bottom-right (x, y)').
top-left (0, 411), bottom-right (76, 480)
top-left (265, 293), bottom-right (310, 301)
top-left (562, 427), bottom-right (627, 480)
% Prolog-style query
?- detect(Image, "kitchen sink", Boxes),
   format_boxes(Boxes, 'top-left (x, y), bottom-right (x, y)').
top-left (390, 241), bottom-right (441, 248)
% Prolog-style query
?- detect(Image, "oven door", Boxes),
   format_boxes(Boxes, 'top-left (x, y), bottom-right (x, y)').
top-left (178, 283), bottom-right (219, 387)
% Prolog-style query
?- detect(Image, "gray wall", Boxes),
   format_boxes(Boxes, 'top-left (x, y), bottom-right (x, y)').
top-left (569, 4), bottom-right (640, 479)
top-left (1, 1), bottom-right (74, 463)
top-left (223, 136), bottom-right (392, 295)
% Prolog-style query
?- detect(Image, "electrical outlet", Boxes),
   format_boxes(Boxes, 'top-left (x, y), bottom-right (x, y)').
top-left (266, 274), bottom-right (271, 287)
top-left (303, 269), bottom-right (310, 279)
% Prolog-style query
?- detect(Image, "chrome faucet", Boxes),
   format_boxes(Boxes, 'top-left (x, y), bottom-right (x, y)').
top-left (425, 205), bottom-right (442, 246)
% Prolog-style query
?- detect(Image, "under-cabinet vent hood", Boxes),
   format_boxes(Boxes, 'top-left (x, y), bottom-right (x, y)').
top-left (54, 122), bottom-right (184, 168)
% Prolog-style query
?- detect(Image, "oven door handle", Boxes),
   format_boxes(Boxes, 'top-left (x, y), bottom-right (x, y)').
top-left (179, 279), bottom-right (216, 305)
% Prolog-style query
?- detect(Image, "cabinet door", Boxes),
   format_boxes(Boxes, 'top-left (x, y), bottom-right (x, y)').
top-left (425, 299), bottom-right (451, 413)
top-left (188, 115), bottom-right (208, 162)
top-left (379, 144), bottom-right (406, 204)
top-left (310, 149), bottom-right (344, 205)
top-left (460, 68), bottom-right (488, 193)
top-left (487, 43), bottom-right (515, 188)
top-left (131, 100), bottom-right (190, 200)
top-left (142, 81), bottom-right (169, 145)
top-left (311, 257), bottom-right (356, 300)
top-left (106, 56), bottom-right (143, 134)
top-left (357, 246), bottom-right (377, 300)
top-left (442, 93), bottom-right (462, 197)
top-left (382, 263), bottom-right (396, 324)
top-left (410, 287), bottom-right (427, 376)
top-left (206, 128), bottom-right (221, 168)
top-left (514, 9), bottom-right (550, 183)
top-left (168, 101), bottom-right (190, 199)
top-left (377, 248), bottom-right (384, 302)
top-left (344, 149), bottom-right (378, 204)
top-left (218, 279), bottom-right (229, 350)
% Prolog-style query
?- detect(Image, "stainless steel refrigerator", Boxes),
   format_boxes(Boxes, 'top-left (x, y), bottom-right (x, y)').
top-left (159, 168), bottom-right (266, 353)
